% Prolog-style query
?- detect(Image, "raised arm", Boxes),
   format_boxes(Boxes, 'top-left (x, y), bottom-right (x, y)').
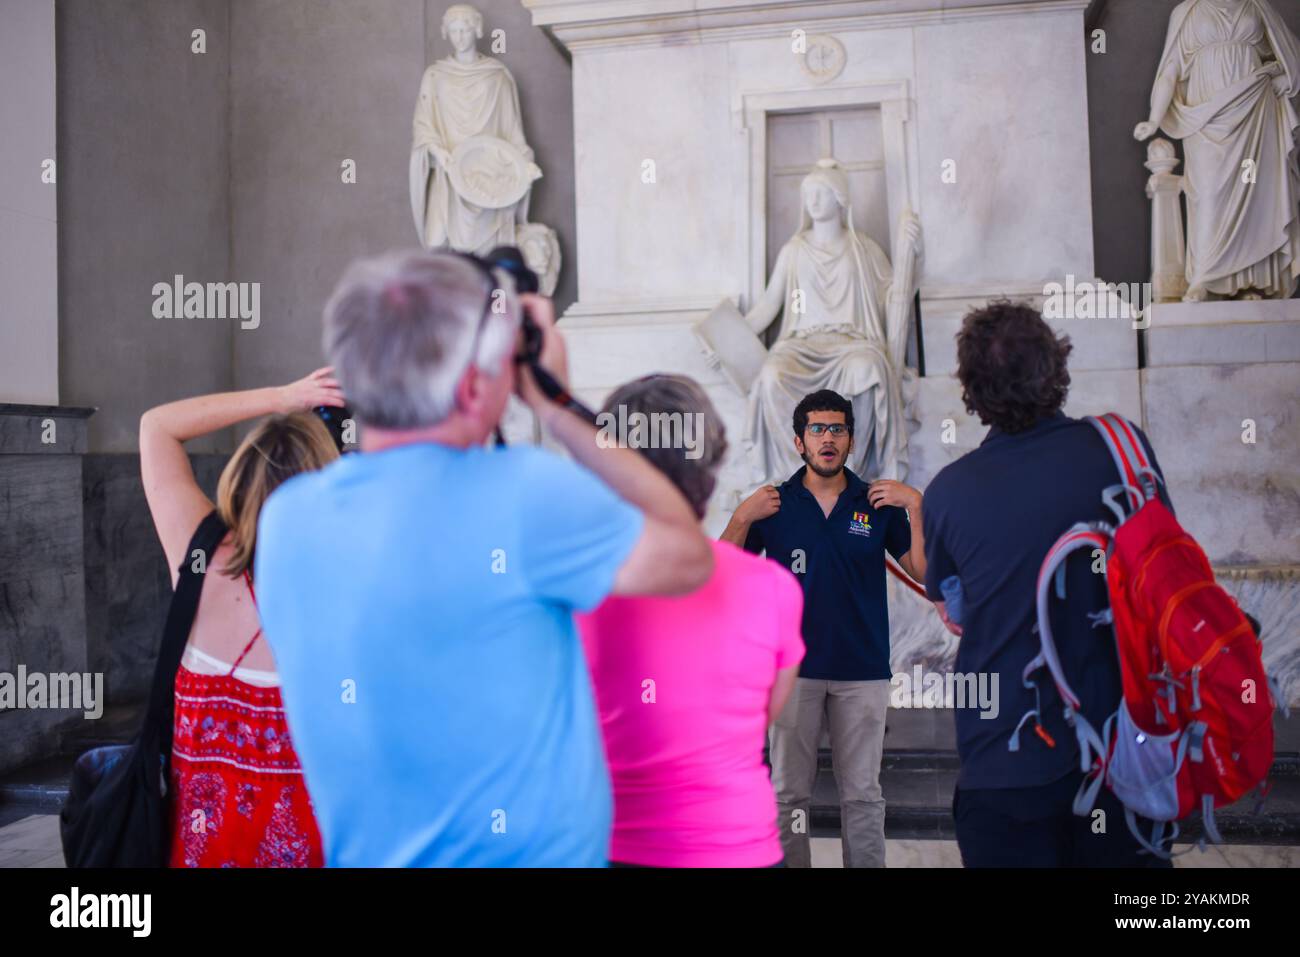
top-left (517, 295), bottom-right (714, 597)
top-left (743, 244), bottom-right (793, 337)
top-left (868, 479), bottom-right (927, 583)
top-left (720, 485), bottom-right (780, 547)
top-left (140, 369), bottom-right (344, 586)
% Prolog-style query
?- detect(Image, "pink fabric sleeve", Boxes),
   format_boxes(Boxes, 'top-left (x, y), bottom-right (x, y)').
top-left (771, 563), bottom-right (805, 670)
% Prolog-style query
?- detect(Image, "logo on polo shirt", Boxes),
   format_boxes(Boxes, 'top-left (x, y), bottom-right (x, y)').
top-left (848, 511), bottom-right (872, 537)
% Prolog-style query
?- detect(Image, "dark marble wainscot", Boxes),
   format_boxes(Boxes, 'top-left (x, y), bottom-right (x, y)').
top-left (0, 404), bottom-right (95, 776)
top-left (82, 452), bottom-right (225, 706)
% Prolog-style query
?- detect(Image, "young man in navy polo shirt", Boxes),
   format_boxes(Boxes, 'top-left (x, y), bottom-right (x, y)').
top-left (721, 389), bottom-right (926, 868)
top-left (922, 301), bottom-right (1171, 868)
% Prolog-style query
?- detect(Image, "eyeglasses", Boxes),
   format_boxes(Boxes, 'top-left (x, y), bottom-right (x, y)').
top-left (452, 253), bottom-right (511, 448)
top-left (806, 423), bottom-right (848, 437)
top-left (455, 253), bottom-right (502, 371)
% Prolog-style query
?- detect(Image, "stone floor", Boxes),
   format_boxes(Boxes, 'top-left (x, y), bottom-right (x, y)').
top-left (0, 815), bottom-right (65, 868)
top-left (810, 835), bottom-right (1299, 867)
top-left (1, 812), bottom-right (1294, 868)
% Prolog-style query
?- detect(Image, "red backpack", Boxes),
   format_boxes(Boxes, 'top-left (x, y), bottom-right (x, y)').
top-left (1016, 413), bottom-right (1278, 857)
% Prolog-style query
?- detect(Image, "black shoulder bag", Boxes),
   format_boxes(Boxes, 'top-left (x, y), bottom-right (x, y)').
top-left (60, 510), bottom-right (228, 867)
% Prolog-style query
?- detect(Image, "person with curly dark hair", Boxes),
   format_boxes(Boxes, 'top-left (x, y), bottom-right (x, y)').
top-left (922, 300), bottom-right (1174, 868)
top-left (955, 300), bottom-right (1073, 434)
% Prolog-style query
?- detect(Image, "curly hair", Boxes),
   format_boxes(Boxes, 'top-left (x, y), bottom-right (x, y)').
top-left (793, 389), bottom-right (854, 439)
top-left (956, 300), bottom-right (1072, 434)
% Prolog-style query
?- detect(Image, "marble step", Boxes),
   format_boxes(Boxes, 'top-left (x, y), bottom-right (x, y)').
top-left (4, 704), bottom-right (1297, 844)
top-left (5, 744), bottom-right (1299, 835)
top-left (0, 756), bottom-right (75, 813)
top-left (7, 755), bottom-right (1296, 845)
top-left (54, 700), bottom-right (1300, 756)
top-left (810, 765), bottom-right (1300, 845)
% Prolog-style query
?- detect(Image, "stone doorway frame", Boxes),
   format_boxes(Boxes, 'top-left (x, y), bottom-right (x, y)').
top-left (735, 80), bottom-right (919, 310)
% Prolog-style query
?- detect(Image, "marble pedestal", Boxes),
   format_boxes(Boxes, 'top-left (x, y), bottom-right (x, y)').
top-left (1145, 299), bottom-right (1300, 368)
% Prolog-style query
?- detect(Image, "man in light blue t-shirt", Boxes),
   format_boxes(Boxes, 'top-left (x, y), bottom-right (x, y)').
top-left (255, 250), bottom-right (713, 867)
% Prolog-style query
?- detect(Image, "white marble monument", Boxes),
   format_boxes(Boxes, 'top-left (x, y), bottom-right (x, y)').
top-left (524, 0), bottom-right (1104, 515)
top-left (522, 0), bottom-right (1106, 689)
top-left (522, 0), bottom-right (1300, 706)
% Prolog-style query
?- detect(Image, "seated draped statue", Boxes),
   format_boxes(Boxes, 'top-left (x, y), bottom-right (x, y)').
top-left (1135, 0), bottom-right (1300, 300)
top-left (743, 159), bottom-right (921, 484)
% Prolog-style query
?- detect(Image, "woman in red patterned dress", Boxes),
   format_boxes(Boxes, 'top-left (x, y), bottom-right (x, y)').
top-left (140, 370), bottom-right (344, 867)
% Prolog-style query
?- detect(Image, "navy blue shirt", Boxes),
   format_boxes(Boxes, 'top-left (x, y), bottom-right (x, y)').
top-left (922, 413), bottom-right (1169, 791)
top-left (744, 467), bottom-right (911, 681)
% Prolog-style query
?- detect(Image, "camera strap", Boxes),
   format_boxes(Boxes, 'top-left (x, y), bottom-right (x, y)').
top-left (522, 359), bottom-right (597, 426)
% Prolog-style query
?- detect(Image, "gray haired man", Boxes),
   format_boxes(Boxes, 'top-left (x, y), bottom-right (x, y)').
top-left (254, 249), bottom-right (713, 866)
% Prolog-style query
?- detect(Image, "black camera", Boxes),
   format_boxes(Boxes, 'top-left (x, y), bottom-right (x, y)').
top-left (481, 246), bottom-right (543, 364)
top-left (478, 246), bottom-right (594, 426)
top-left (313, 403), bottom-right (357, 455)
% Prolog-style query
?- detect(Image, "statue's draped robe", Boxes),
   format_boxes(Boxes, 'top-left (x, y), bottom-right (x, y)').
top-left (747, 231), bottom-right (909, 483)
top-left (1157, 0), bottom-right (1300, 297)
top-left (410, 55), bottom-right (531, 255)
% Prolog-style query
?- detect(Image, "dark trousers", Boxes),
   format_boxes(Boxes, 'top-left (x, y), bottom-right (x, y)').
top-left (953, 770), bottom-right (1175, 868)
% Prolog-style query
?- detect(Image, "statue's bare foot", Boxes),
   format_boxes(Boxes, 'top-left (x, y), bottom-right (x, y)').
top-left (1236, 289), bottom-right (1265, 301)
top-left (1183, 285), bottom-right (1208, 303)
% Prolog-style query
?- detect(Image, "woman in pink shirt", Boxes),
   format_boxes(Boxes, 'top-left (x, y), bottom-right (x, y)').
top-left (577, 374), bottom-right (804, 867)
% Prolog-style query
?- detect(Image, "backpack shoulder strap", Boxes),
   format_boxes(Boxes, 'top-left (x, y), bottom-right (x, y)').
top-left (1035, 525), bottom-right (1110, 714)
top-left (1022, 523), bottom-right (1110, 775)
top-left (1090, 413), bottom-right (1173, 515)
top-left (139, 510), bottom-right (229, 756)
top-left (1088, 414), bottom-right (1144, 511)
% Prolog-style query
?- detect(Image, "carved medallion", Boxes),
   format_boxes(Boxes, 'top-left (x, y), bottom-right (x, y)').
top-left (800, 35), bottom-right (846, 85)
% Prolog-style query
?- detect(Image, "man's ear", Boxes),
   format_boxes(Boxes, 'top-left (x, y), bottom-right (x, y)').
top-left (453, 365), bottom-right (483, 417)
top-left (793, 433), bottom-right (806, 456)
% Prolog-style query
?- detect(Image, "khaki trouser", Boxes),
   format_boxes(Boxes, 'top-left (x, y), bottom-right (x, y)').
top-left (770, 678), bottom-right (890, 868)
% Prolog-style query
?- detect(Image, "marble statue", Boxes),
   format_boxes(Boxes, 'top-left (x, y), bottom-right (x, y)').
top-left (516, 222), bottom-right (561, 297)
top-left (743, 159), bottom-right (921, 483)
top-left (410, 3), bottom-right (543, 256)
top-left (1135, 0), bottom-right (1300, 301)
